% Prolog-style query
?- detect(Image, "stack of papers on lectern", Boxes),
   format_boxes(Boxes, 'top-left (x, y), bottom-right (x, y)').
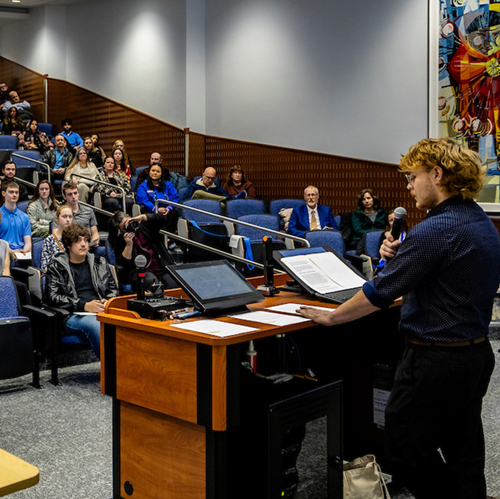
top-left (281, 252), bottom-right (365, 295)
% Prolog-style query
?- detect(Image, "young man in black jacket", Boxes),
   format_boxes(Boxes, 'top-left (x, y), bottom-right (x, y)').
top-left (46, 224), bottom-right (118, 359)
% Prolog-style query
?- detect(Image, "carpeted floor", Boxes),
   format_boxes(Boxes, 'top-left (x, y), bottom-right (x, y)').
top-left (1, 340), bottom-right (499, 498)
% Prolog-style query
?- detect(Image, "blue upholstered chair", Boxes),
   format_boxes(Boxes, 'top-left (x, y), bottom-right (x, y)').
top-left (234, 214), bottom-right (285, 273)
top-left (12, 150), bottom-right (41, 167)
top-left (227, 199), bottom-right (265, 219)
top-left (178, 199), bottom-right (228, 261)
top-left (269, 199), bottom-right (306, 216)
top-left (0, 276), bottom-right (35, 384)
top-left (362, 230), bottom-right (384, 262)
top-left (37, 123), bottom-right (54, 138)
top-left (0, 135), bottom-right (18, 149)
top-left (236, 214), bottom-right (280, 242)
top-left (17, 200), bottom-right (29, 213)
top-left (305, 230), bottom-right (345, 256)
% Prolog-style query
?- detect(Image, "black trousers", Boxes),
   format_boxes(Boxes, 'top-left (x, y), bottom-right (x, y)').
top-left (385, 339), bottom-right (495, 499)
top-left (102, 196), bottom-right (134, 215)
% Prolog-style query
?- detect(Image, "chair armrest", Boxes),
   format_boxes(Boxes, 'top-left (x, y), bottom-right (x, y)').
top-left (93, 191), bottom-right (102, 209)
top-left (177, 218), bottom-right (189, 239)
top-left (229, 235), bottom-right (245, 258)
top-left (223, 220), bottom-right (235, 237)
top-left (10, 266), bottom-right (35, 286)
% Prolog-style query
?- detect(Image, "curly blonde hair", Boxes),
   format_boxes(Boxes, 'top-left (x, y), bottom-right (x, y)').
top-left (399, 138), bottom-right (485, 200)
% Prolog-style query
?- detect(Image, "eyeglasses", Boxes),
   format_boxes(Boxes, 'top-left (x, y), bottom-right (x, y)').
top-left (405, 174), bottom-right (416, 185)
top-left (204, 175), bottom-right (215, 180)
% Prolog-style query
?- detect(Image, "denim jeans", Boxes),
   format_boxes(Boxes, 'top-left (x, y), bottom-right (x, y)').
top-left (65, 314), bottom-right (101, 359)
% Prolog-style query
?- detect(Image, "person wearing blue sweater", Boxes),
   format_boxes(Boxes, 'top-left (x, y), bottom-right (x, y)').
top-left (136, 164), bottom-right (179, 239)
top-left (287, 185), bottom-right (338, 238)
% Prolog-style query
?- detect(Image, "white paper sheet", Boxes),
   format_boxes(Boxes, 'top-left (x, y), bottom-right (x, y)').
top-left (170, 319), bottom-right (259, 337)
top-left (308, 252), bottom-right (366, 288)
top-left (281, 251), bottom-right (365, 294)
top-left (265, 303), bottom-right (334, 316)
top-left (230, 311), bottom-right (311, 326)
top-left (282, 256), bottom-right (341, 294)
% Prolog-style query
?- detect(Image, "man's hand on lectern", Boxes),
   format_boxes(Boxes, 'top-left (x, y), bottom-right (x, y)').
top-left (297, 306), bottom-right (335, 326)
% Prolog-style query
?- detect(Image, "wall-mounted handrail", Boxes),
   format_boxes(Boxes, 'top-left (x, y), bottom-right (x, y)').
top-left (70, 172), bottom-right (127, 211)
top-left (11, 152), bottom-right (51, 183)
top-left (154, 198), bottom-right (310, 247)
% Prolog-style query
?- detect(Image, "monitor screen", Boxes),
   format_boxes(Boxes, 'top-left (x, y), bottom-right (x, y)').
top-left (167, 260), bottom-right (264, 313)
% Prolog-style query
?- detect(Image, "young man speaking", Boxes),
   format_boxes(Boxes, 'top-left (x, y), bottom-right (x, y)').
top-left (299, 138), bottom-right (500, 499)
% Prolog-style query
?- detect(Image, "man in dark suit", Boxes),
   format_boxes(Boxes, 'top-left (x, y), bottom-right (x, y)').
top-left (287, 185), bottom-right (338, 238)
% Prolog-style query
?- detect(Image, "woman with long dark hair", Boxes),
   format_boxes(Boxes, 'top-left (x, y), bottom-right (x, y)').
top-left (27, 179), bottom-right (59, 237)
top-left (136, 163), bottom-right (179, 235)
top-left (19, 119), bottom-right (53, 151)
top-left (2, 107), bottom-right (24, 136)
top-left (351, 188), bottom-right (387, 253)
top-left (112, 142), bottom-right (131, 177)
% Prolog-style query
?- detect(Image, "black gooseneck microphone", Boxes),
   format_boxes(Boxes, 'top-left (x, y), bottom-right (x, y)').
top-left (390, 207), bottom-right (407, 241)
top-left (135, 255), bottom-right (148, 301)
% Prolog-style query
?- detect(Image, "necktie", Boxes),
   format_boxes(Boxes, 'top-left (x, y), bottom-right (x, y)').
top-left (310, 210), bottom-right (318, 230)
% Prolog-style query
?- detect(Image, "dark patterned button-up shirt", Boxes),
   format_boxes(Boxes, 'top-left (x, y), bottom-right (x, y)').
top-left (363, 197), bottom-right (500, 343)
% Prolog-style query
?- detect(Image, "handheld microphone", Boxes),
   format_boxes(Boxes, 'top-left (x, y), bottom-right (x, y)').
top-left (135, 255), bottom-right (148, 301)
top-left (390, 207), bottom-right (407, 241)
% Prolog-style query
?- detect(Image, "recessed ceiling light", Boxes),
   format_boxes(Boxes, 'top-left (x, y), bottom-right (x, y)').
top-left (12, 1), bottom-right (21, 3)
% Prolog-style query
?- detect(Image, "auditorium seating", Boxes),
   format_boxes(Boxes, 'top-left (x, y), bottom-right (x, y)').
top-left (305, 230), bottom-right (345, 256)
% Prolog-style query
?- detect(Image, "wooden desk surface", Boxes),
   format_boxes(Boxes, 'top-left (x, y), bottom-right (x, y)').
top-left (99, 273), bottom-right (338, 346)
top-left (0, 449), bottom-right (39, 497)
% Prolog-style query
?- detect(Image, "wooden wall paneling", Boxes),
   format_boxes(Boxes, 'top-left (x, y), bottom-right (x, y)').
top-left (188, 132), bottom-right (207, 176)
top-left (0, 57), bottom-right (45, 122)
top-left (193, 135), bottom-right (424, 227)
top-left (47, 78), bottom-right (185, 174)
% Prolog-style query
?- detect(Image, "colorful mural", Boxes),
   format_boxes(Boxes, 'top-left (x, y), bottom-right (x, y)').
top-left (439, 0), bottom-right (500, 177)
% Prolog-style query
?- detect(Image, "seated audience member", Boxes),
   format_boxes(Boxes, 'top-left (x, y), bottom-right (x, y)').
top-left (27, 180), bottom-right (58, 238)
top-left (2, 161), bottom-right (29, 202)
top-left (112, 140), bottom-right (132, 175)
top-left (0, 82), bottom-right (9, 106)
top-left (109, 212), bottom-right (177, 291)
top-left (45, 224), bottom-right (118, 359)
top-left (136, 152), bottom-right (166, 187)
top-left (223, 164), bottom-right (257, 199)
top-left (0, 181), bottom-right (31, 257)
top-left (287, 185), bottom-right (338, 238)
top-left (1, 91), bottom-right (34, 121)
top-left (80, 136), bottom-right (104, 170)
top-left (135, 152), bottom-right (189, 192)
top-left (136, 164), bottom-right (179, 232)
top-left (41, 205), bottom-right (74, 271)
top-left (351, 188), bottom-right (388, 253)
top-left (60, 118), bottom-right (83, 151)
top-left (2, 107), bottom-right (25, 136)
top-left (0, 225), bottom-right (31, 305)
top-left (19, 119), bottom-right (53, 152)
top-left (94, 156), bottom-right (133, 214)
top-left (112, 147), bottom-right (131, 178)
top-left (381, 209), bottom-right (408, 245)
top-left (61, 182), bottom-right (100, 250)
top-left (181, 166), bottom-right (229, 202)
top-left (43, 134), bottom-right (74, 181)
top-left (65, 148), bottom-right (99, 203)
top-left (90, 133), bottom-right (106, 166)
